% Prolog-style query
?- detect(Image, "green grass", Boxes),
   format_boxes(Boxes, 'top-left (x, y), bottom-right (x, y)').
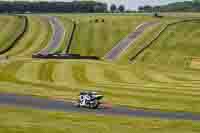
top-left (4, 16), bottom-right (52, 57)
top-left (117, 22), bottom-right (166, 63)
top-left (132, 21), bottom-right (200, 72)
top-left (161, 12), bottom-right (200, 18)
top-left (1, 56), bottom-right (200, 113)
top-left (1, 14), bottom-right (200, 113)
top-left (0, 16), bottom-right (26, 53)
top-left (69, 15), bottom-right (159, 57)
top-left (127, 21), bottom-right (200, 112)
top-left (0, 106), bottom-right (200, 133)
top-left (117, 17), bottom-right (181, 63)
top-left (1, 13), bottom-right (200, 132)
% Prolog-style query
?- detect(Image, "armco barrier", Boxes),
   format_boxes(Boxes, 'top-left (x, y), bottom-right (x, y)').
top-left (32, 53), bottom-right (100, 60)
top-left (129, 19), bottom-right (200, 62)
top-left (65, 20), bottom-right (76, 53)
top-left (0, 15), bottom-right (28, 55)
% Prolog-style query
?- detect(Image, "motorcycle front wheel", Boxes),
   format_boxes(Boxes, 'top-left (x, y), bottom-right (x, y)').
top-left (74, 100), bottom-right (81, 107)
top-left (89, 100), bottom-right (99, 109)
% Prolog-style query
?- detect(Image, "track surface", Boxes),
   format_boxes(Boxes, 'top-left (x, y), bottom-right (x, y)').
top-left (104, 21), bottom-right (158, 60)
top-left (38, 16), bottom-right (65, 54)
top-left (1, 93), bottom-right (200, 121)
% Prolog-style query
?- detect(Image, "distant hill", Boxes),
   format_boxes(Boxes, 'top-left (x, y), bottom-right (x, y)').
top-left (139, 1), bottom-right (200, 12)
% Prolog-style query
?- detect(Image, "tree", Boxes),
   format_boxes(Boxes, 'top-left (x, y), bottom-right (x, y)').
top-left (193, 0), bottom-right (200, 3)
top-left (110, 4), bottom-right (117, 12)
top-left (143, 5), bottom-right (153, 12)
top-left (138, 6), bottom-right (144, 11)
top-left (118, 5), bottom-right (125, 12)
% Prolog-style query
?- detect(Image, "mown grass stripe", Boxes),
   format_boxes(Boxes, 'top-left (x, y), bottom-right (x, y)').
top-left (0, 16), bottom-right (27, 55)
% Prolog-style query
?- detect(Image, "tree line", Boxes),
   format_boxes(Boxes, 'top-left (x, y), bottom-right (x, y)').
top-left (110, 4), bottom-right (125, 12)
top-left (139, 1), bottom-right (200, 12)
top-left (0, 1), bottom-right (107, 13)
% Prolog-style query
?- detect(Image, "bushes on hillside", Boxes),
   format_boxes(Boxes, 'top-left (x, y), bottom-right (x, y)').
top-left (89, 18), bottom-right (105, 23)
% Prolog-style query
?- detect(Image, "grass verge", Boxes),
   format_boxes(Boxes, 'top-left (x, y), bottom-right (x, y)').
top-left (0, 105), bottom-right (200, 133)
top-left (0, 16), bottom-right (26, 54)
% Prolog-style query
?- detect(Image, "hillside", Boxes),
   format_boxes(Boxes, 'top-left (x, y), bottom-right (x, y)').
top-left (4, 16), bottom-right (52, 57)
top-left (139, 1), bottom-right (200, 12)
top-left (0, 14), bottom-right (200, 132)
top-left (0, 16), bottom-right (26, 54)
top-left (1, 17), bottom-right (200, 113)
top-left (69, 14), bottom-right (159, 57)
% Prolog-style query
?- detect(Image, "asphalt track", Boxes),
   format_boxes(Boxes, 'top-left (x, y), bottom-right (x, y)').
top-left (38, 16), bottom-right (65, 54)
top-left (104, 21), bottom-right (159, 60)
top-left (1, 93), bottom-right (200, 121)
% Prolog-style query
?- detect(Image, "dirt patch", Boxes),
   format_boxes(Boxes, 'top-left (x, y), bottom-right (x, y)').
top-left (188, 57), bottom-right (200, 69)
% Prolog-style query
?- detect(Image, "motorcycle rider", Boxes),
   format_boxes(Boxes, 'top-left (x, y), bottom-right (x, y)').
top-left (76, 91), bottom-right (103, 109)
top-left (79, 93), bottom-right (92, 106)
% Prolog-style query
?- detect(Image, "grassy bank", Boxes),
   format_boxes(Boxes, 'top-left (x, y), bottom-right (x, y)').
top-left (68, 15), bottom-right (159, 57)
top-left (117, 17), bottom-right (180, 63)
top-left (0, 106), bottom-right (200, 133)
top-left (1, 57), bottom-right (200, 113)
top-left (4, 16), bottom-right (52, 57)
top-left (0, 16), bottom-right (26, 54)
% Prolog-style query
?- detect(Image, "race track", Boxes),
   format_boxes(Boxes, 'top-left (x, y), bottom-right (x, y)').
top-left (38, 16), bottom-right (65, 54)
top-left (104, 21), bottom-right (158, 60)
top-left (1, 93), bottom-right (200, 121)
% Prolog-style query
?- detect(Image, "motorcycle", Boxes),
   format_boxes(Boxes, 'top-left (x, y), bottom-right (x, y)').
top-left (74, 91), bottom-right (103, 109)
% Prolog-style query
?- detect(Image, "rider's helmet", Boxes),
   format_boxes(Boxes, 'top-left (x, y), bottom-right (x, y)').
top-left (80, 91), bottom-right (88, 96)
